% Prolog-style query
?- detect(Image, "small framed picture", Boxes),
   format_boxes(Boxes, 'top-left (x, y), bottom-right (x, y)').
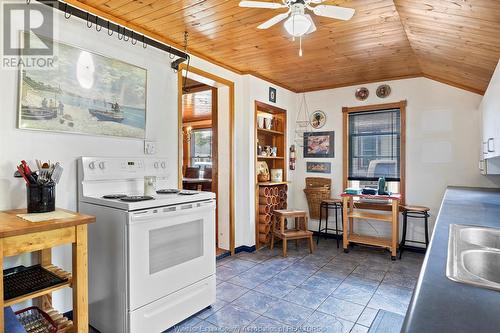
top-left (306, 162), bottom-right (331, 174)
top-left (269, 87), bottom-right (277, 103)
top-left (303, 131), bottom-right (335, 158)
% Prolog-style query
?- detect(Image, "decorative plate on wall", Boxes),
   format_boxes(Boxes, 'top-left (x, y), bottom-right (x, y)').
top-left (310, 110), bottom-right (326, 129)
top-left (355, 87), bottom-right (369, 101)
top-left (376, 84), bottom-right (391, 98)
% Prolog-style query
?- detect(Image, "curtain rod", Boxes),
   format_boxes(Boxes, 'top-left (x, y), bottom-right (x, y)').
top-left (35, 0), bottom-right (189, 64)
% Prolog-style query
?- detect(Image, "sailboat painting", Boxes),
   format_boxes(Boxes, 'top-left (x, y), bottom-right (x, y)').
top-left (18, 33), bottom-right (147, 139)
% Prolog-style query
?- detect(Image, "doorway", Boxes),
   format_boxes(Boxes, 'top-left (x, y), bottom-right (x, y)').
top-left (178, 64), bottom-right (235, 256)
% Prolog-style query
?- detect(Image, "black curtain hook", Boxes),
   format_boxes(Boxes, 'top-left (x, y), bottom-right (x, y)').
top-left (142, 35), bottom-right (147, 49)
top-left (26, 0), bottom-right (30, 4)
top-left (123, 30), bottom-right (129, 42)
top-left (131, 32), bottom-right (137, 45)
top-left (86, 13), bottom-right (92, 28)
top-left (169, 53), bottom-right (175, 60)
top-left (117, 26), bottom-right (123, 40)
top-left (107, 21), bottom-right (113, 36)
top-left (64, 3), bottom-right (72, 19)
top-left (95, 16), bottom-right (102, 31)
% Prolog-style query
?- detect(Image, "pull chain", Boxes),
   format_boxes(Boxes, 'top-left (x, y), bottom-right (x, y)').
top-left (299, 36), bottom-right (303, 57)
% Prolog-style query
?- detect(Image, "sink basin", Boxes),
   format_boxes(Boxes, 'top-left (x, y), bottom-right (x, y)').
top-left (460, 227), bottom-right (500, 249)
top-left (447, 224), bottom-right (500, 291)
top-left (463, 250), bottom-right (500, 284)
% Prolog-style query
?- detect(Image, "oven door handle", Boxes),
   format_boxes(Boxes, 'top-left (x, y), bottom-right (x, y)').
top-left (129, 200), bottom-right (215, 223)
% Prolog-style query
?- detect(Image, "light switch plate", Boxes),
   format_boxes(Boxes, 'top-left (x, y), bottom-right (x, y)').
top-left (144, 140), bottom-right (157, 155)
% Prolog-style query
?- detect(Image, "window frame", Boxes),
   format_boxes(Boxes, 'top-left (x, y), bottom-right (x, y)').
top-left (343, 100), bottom-right (406, 205)
top-left (189, 128), bottom-right (213, 168)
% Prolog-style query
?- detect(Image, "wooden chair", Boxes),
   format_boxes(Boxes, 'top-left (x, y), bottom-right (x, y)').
top-left (270, 209), bottom-right (314, 257)
top-left (184, 166), bottom-right (200, 178)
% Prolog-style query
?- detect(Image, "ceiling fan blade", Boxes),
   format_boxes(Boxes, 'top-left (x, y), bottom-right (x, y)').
top-left (312, 5), bottom-right (355, 20)
top-left (239, 1), bottom-right (285, 9)
top-left (305, 14), bottom-right (317, 34)
top-left (257, 12), bottom-right (290, 29)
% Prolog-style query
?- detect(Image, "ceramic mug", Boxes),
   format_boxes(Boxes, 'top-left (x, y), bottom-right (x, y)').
top-left (257, 116), bottom-right (265, 129)
top-left (271, 169), bottom-right (283, 183)
top-left (264, 117), bottom-right (273, 130)
top-left (144, 176), bottom-right (157, 196)
top-left (270, 147), bottom-right (277, 157)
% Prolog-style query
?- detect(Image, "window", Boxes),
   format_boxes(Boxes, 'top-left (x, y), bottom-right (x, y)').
top-left (343, 101), bottom-right (406, 201)
top-left (349, 109), bottom-right (400, 181)
top-left (190, 129), bottom-right (212, 168)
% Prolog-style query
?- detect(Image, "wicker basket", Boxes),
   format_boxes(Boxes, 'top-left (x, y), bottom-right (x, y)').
top-left (303, 177), bottom-right (331, 219)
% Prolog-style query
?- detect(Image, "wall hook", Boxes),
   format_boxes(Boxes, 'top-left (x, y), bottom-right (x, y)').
top-left (95, 16), bottom-right (102, 31)
top-left (142, 35), bottom-right (147, 49)
top-left (131, 32), bottom-right (137, 45)
top-left (107, 21), bottom-right (113, 36)
top-left (117, 26), bottom-right (123, 40)
top-left (64, 3), bottom-right (72, 19)
top-left (123, 31), bottom-right (129, 42)
top-left (86, 13), bottom-right (92, 28)
top-left (169, 53), bottom-right (175, 60)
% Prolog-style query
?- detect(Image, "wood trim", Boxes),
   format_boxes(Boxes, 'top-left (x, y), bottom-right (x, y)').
top-left (342, 100), bottom-right (407, 205)
top-left (211, 87), bottom-right (219, 248)
top-left (177, 64), bottom-right (236, 255)
top-left (2, 228), bottom-right (75, 257)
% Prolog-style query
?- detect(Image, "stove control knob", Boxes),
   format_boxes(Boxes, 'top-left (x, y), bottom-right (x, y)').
top-left (154, 162), bottom-right (159, 169)
top-left (161, 162), bottom-right (166, 169)
top-left (89, 162), bottom-right (96, 169)
top-left (99, 162), bottom-right (105, 169)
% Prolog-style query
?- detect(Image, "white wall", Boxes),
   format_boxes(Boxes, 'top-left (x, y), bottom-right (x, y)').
top-left (288, 78), bottom-right (500, 244)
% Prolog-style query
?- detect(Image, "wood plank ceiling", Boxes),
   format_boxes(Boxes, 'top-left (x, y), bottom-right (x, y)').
top-left (72, 0), bottom-right (500, 94)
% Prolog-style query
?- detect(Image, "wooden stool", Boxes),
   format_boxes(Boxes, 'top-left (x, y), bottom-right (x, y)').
top-left (271, 209), bottom-right (314, 257)
top-left (399, 205), bottom-right (431, 259)
top-left (318, 198), bottom-right (343, 248)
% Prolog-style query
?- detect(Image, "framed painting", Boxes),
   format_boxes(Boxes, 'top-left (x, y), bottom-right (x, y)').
top-left (303, 131), bottom-right (335, 158)
top-left (306, 162), bottom-right (331, 174)
top-left (18, 33), bottom-right (147, 139)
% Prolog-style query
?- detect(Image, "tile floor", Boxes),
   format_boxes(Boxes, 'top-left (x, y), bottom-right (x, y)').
top-left (168, 238), bottom-right (424, 333)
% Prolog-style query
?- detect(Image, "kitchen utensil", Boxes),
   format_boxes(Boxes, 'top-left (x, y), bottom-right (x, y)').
top-left (51, 163), bottom-right (63, 184)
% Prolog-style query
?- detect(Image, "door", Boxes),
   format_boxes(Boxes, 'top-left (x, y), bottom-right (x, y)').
top-left (128, 200), bottom-right (215, 310)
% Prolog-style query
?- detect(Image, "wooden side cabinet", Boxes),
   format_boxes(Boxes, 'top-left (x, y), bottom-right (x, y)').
top-left (0, 209), bottom-right (95, 333)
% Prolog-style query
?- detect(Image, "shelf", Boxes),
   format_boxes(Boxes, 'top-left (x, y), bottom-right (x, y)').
top-left (257, 156), bottom-right (284, 160)
top-left (257, 128), bottom-right (284, 135)
top-left (4, 265), bottom-right (72, 307)
top-left (347, 211), bottom-right (393, 222)
top-left (348, 233), bottom-right (392, 248)
top-left (45, 307), bottom-right (73, 333)
top-left (257, 182), bottom-right (289, 186)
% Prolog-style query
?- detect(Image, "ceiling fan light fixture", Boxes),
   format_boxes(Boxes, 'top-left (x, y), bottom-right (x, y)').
top-left (284, 13), bottom-right (311, 37)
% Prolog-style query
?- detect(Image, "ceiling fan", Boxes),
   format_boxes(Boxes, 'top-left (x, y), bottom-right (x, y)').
top-left (239, 0), bottom-right (355, 56)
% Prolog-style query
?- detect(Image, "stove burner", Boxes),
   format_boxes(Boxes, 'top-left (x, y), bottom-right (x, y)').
top-left (120, 196), bottom-right (155, 202)
top-left (178, 191), bottom-right (199, 196)
top-left (156, 189), bottom-right (180, 194)
top-left (102, 194), bottom-right (127, 199)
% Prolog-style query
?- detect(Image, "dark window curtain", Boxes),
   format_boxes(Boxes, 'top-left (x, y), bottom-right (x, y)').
top-left (348, 109), bottom-right (401, 181)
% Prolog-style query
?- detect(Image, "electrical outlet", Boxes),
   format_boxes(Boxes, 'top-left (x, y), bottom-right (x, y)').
top-left (144, 140), bottom-right (157, 155)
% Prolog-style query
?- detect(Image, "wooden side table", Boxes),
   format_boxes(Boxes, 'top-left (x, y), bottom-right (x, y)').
top-left (270, 209), bottom-right (314, 257)
top-left (0, 209), bottom-right (95, 333)
top-left (341, 193), bottom-right (400, 260)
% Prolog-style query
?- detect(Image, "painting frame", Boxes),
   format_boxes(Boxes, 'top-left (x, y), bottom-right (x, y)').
top-left (269, 87), bottom-right (277, 103)
top-left (17, 32), bottom-right (148, 139)
top-left (306, 161), bottom-right (331, 174)
top-left (303, 131), bottom-right (335, 158)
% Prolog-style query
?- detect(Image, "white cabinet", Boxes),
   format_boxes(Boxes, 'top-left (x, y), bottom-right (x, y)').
top-left (480, 60), bottom-right (500, 160)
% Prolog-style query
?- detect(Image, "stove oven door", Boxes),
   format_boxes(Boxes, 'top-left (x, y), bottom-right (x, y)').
top-left (128, 200), bottom-right (216, 311)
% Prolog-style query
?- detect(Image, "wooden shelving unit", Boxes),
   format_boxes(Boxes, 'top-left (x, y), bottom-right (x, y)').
top-left (0, 209), bottom-right (95, 333)
top-left (254, 101), bottom-right (288, 250)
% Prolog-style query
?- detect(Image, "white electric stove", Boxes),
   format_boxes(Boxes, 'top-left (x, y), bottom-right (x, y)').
top-left (78, 157), bottom-right (216, 333)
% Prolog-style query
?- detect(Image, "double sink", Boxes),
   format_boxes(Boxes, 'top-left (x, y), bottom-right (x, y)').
top-left (447, 224), bottom-right (500, 290)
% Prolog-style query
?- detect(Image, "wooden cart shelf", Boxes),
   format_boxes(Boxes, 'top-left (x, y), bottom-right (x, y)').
top-left (0, 208), bottom-right (95, 333)
top-left (257, 182), bottom-right (289, 186)
top-left (349, 233), bottom-right (392, 248)
top-left (347, 211), bottom-right (393, 222)
top-left (257, 128), bottom-right (284, 135)
top-left (4, 265), bottom-right (72, 307)
top-left (341, 193), bottom-right (401, 260)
